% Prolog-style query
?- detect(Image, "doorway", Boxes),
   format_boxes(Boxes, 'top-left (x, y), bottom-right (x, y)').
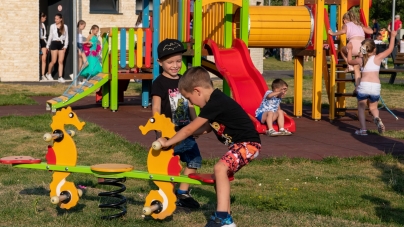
top-left (39, 0), bottom-right (73, 80)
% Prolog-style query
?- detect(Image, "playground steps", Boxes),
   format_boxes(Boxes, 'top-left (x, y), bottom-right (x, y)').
top-left (46, 73), bottom-right (109, 112)
top-left (335, 78), bottom-right (355, 83)
top-left (335, 92), bottom-right (355, 97)
top-left (327, 54), bottom-right (358, 119)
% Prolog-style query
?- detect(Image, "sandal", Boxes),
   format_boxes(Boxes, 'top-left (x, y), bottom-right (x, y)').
top-left (355, 129), bottom-right (368, 136)
top-left (374, 117), bottom-right (385, 134)
top-left (278, 129), bottom-right (292, 136)
top-left (266, 129), bottom-right (279, 137)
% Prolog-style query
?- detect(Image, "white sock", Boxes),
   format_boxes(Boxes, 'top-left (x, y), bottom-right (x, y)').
top-left (279, 128), bottom-right (285, 131)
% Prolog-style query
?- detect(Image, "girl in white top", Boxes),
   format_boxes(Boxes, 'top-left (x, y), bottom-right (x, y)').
top-left (45, 13), bottom-right (69, 83)
top-left (39, 12), bottom-right (48, 81)
top-left (347, 30), bottom-right (397, 136)
top-left (77, 20), bottom-right (89, 71)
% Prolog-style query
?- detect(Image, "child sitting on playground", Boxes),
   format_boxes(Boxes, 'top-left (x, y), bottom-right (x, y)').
top-left (255, 78), bottom-right (292, 137)
top-left (347, 30), bottom-right (397, 135)
top-left (155, 66), bottom-right (261, 227)
top-left (151, 38), bottom-right (202, 209)
top-left (328, 10), bottom-right (373, 91)
top-left (81, 25), bottom-right (102, 83)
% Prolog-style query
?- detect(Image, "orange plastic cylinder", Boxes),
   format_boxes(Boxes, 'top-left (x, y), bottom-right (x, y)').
top-left (234, 6), bottom-right (313, 48)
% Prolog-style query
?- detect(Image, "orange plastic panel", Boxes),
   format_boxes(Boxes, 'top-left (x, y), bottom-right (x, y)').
top-left (91, 163), bottom-right (134, 173)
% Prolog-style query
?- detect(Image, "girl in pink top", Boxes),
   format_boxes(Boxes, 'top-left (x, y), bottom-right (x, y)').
top-left (346, 30), bottom-right (397, 136)
top-left (328, 11), bottom-right (373, 90)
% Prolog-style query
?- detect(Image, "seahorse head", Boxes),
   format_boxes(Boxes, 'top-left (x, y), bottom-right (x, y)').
top-left (139, 112), bottom-right (176, 138)
top-left (51, 106), bottom-right (85, 131)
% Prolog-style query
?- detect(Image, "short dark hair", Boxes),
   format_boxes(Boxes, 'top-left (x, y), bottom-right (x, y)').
top-left (179, 66), bottom-right (213, 93)
top-left (271, 78), bottom-right (288, 90)
top-left (77, 20), bottom-right (86, 28)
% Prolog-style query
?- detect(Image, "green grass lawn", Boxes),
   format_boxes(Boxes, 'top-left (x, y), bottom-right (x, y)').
top-left (1, 114), bottom-right (404, 227)
top-left (0, 61), bottom-right (403, 226)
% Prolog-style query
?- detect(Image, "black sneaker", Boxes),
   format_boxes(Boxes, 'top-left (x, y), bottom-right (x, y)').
top-left (205, 213), bottom-right (236, 227)
top-left (175, 191), bottom-right (200, 209)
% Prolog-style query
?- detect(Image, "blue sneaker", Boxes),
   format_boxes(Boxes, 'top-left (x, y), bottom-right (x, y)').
top-left (205, 213), bottom-right (236, 227)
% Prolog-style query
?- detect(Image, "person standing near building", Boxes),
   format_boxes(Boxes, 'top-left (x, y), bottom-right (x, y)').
top-left (388, 15), bottom-right (402, 60)
top-left (39, 12), bottom-right (48, 81)
top-left (372, 18), bottom-right (380, 40)
top-left (46, 13), bottom-right (69, 83)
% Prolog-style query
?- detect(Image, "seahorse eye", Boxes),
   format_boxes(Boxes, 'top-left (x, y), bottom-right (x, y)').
top-left (150, 118), bottom-right (155, 123)
top-left (69, 112), bottom-right (74, 118)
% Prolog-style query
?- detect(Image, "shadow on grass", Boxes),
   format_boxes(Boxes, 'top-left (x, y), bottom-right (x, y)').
top-left (362, 195), bottom-right (404, 225)
top-left (19, 186), bottom-right (49, 196)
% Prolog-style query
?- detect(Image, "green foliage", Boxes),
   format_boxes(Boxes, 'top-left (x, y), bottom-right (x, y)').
top-left (370, 1), bottom-right (404, 28)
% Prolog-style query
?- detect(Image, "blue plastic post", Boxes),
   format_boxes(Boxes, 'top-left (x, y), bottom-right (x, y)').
top-left (330, 5), bottom-right (337, 40)
top-left (120, 28), bottom-right (126, 69)
top-left (141, 0), bottom-right (152, 107)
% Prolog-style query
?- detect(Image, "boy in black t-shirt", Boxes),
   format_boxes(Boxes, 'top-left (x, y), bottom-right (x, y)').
top-left (151, 39), bottom-right (202, 209)
top-left (155, 67), bottom-right (261, 227)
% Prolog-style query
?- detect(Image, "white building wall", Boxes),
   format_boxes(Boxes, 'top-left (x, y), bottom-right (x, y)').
top-left (0, 0), bottom-right (39, 81)
top-left (77, 0), bottom-right (139, 32)
top-left (0, 0), bottom-right (263, 82)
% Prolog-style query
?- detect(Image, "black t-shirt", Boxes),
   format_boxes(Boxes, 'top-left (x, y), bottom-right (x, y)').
top-left (199, 89), bottom-right (261, 146)
top-left (151, 74), bottom-right (190, 127)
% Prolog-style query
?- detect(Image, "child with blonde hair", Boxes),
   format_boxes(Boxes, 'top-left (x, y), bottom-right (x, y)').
top-left (346, 30), bottom-right (397, 135)
top-left (328, 10), bottom-right (373, 91)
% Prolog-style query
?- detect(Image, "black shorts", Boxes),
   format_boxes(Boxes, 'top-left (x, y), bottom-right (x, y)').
top-left (50, 41), bottom-right (64, 50)
top-left (40, 39), bottom-right (46, 48)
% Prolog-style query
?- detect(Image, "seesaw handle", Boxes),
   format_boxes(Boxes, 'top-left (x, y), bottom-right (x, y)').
top-left (50, 194), bottom-right (69, 204)
top-left (143, 202), bottom-right (162, 215)
top-left (152, 141), bottom-right (162, 150)
top-left (43, 130), bottom-right (75, 142)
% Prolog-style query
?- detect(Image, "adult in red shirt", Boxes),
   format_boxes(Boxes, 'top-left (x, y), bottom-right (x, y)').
top-left (388, 15), bottom-right (402, 60)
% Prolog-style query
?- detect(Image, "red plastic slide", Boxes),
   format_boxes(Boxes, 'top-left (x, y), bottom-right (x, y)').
top-left (203, 39), bottom-right (296, 133)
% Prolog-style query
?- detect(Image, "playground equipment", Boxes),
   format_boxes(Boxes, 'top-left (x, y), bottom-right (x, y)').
top-left (46, 0), bottom-right (374, 123)
top-left (204, 38), bottom-right (296, 133)
top-left (0, 107), bottom-right (233, 219)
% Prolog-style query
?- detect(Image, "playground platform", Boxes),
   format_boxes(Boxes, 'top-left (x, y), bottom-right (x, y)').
top-left (0, 95), bottom-right (403, 160)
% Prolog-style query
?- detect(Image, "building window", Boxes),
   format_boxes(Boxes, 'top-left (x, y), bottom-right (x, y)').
top-left (90, 0), bottom-right (120, 14)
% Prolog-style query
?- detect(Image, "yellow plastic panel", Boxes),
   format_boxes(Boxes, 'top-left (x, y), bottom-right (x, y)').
top-left (234, 6), bottom-right (313, 48)
top-left (91, 164), bottom-right (134, 173)
top-left (202, 3), bottom-right (225, 48)
top-left (160, 0), bottom-right (179, 41)
top-left (136, 29), bottom-right (144, 68)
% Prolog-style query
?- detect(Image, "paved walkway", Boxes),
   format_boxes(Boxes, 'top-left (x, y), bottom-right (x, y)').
top-left (1, 94), bottom-right (403, 160)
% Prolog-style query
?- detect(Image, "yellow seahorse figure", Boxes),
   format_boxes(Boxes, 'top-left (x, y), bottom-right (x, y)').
top-left (46, 106), bottom-right (85, 209)
top-left (139, 113), bottom-right (182, 219)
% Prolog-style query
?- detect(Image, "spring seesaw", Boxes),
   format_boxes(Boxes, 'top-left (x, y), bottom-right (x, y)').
top-left (0, 107), bottom-right (234, 220)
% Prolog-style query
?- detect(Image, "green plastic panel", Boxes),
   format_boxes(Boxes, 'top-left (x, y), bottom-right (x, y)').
top-left (12, 162), bottom-right (207, 185)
